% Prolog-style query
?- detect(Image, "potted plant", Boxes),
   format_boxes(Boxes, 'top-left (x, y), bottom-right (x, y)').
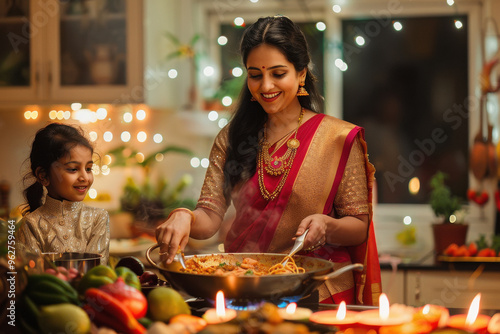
top-left (429, 171), bottom-right (468, 256)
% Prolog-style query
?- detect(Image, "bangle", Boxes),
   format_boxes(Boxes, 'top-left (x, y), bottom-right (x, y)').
top-left (168, 208), bottom-right (195, 226)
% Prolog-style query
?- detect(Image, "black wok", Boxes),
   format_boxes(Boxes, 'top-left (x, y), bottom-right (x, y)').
top-left (146, 244), bottom-right (363, 301)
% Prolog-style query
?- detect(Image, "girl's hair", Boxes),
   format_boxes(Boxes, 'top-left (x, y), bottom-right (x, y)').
top-left (22, 123), bottom-right (94, 215)
top-left (223, 16), bottom-right (324, 201)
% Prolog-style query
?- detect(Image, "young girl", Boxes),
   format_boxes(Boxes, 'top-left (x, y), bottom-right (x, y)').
top-left (17, 123), bottom-right (110, 264)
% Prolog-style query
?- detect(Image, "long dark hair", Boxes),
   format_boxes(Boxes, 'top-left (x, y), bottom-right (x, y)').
top-left (22, 123), bottom-right (94, 215)
top-left (223, 16), bottom-right (324, 201)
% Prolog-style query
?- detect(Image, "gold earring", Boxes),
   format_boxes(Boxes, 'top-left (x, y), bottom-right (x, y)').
top-left (251, 96), bottom-right (257, 101)
top-left (297, 82), bottom-right (309, 96)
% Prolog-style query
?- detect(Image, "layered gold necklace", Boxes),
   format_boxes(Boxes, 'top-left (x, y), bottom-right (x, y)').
top-left (258, 107), bottom-right (305, 201)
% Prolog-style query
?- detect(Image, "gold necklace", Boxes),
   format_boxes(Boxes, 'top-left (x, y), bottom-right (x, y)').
top-left (258, 107), bottom-right (304, 201)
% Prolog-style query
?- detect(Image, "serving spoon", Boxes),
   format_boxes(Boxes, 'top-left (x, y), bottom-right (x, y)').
top-left (282, 229), bottom-right (309, 266)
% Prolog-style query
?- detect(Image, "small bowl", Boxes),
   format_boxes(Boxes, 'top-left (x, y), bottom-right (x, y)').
top-left (42, 252), bottom-right (102, 274)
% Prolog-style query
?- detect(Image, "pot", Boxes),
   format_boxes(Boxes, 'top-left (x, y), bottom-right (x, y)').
top-left (42, 252), bottom-right (102, 274)
top-left (146, 245), bottom-right (363, 301)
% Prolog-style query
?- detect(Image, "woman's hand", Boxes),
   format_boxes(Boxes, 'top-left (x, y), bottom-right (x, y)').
top-left (295, 214), bottom-right (328, 251)
top-left (155, 210), bottom-right (193, 264)
top-left (295, 213), bottom-right (369, 250)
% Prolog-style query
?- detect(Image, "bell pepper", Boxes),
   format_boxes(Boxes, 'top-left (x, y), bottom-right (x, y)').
top-left (99, 277), bottom-right (148, 319)
top-left (115, 266), bottom-right (141, 291)
top-left (77, 265), bottom-right (117, 295)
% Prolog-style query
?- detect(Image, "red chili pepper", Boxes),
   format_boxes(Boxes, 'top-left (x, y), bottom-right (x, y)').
top-left (84, 288), bottom-right (145, 334)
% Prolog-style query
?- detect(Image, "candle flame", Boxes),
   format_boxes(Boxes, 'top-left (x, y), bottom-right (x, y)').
top-left (379, 293), bottom-right (390, 320)
top-left (215, 290), bottom-right (226, 318)
top-left (465, 293), bottom-right (481, 326)
top-left (337, 301), bottom-right (347, 320)
top-left (286, 303), bottom-right (297, 314)
top-left (423, 304), bottom-right (430, 315)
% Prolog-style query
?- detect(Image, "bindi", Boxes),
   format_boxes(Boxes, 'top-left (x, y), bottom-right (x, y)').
top-left (262, 66), bottom-right (265, 69)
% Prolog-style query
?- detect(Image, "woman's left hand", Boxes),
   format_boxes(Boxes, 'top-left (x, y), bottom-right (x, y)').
top-left (295, 214), bottom-right (328, 251)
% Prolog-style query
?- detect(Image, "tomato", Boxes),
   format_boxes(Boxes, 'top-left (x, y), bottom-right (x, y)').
top-left (477, 248), bottom-right (496, 257)
top-left (444, 243), bottom-right (459, 256)
top-left (454, 245), bottom-right (470, 257)
top-left (468, 242), bottom-right (478, 257)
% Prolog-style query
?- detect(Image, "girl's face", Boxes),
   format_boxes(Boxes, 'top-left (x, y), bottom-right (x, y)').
top-left (45, 144), bottom-right (94, 202)
top-left (246, 44), bottom-right (306, 116)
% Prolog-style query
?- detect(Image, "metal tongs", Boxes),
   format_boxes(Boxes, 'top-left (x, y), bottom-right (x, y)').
top-left (282, 229), bottom-right (309, 266)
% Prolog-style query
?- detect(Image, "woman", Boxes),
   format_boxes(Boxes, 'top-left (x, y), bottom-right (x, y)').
top-left (156, 15), bottom-right (381, 305)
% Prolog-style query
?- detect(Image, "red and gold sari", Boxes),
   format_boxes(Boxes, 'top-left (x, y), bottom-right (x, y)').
top-left (197, 113), bottom-right (381, 305)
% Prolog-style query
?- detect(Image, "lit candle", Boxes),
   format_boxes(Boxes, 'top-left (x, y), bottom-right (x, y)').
top-left (202, 290), bottom-right (237, 324)
top-left (278, 302), bottom-right (313, 321)
top-left (413, 304), bottom-right (449, 330)
top-left (356, 293), bottom-right (413, 331)
top-left (487, 313), bottom-right (500, 333)
top-left (448, 294), bottom-right (490, 334)
top-left (309, 301), bottom-right (359, 329)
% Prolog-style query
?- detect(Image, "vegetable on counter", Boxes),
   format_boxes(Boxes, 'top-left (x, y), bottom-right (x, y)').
top-left (98, 277), bottom-right (148, 319)
top-left (77, 264), bottom-right (141, 295)
top-left (84, 287), bottom-right (146, 334)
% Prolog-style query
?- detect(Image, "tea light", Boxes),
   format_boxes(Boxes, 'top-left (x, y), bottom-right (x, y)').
top-left (487, 313), bottom-right (500, 333)
top-left (309, 301), bottom-right (358, 329)
top-left (278, 302), bottom-right (312, 321)
top-left (202, 291), bottom-right (237, 324)
top-left (448, 294), bottom-right (490, 334)
top-left (413, 304), bottom-right (449, 330)
top-left (356, 294), bottom-right (413, 330)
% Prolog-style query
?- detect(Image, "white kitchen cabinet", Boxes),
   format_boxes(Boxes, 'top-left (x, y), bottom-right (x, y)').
top-left (0, 0), bottom-right (143, 104)
top-left (382, 267), bottom-right (500, 309)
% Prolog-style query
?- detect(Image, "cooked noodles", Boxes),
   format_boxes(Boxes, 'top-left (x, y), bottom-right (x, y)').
top-left (179, 255), bottom-right (305, 276)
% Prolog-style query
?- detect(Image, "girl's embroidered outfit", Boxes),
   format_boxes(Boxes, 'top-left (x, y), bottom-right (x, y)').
top-left (17, 195), bottom-right (110, 264)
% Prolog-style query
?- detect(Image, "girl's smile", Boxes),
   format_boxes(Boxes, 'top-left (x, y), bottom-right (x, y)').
top-left (45, 144), bottom-right (94, 202)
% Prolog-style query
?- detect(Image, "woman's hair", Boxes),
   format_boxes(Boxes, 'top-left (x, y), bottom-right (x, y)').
top-left (22, 123), bottom-right (94, 215)
top-left (223, 16), bottom-right (324, 201)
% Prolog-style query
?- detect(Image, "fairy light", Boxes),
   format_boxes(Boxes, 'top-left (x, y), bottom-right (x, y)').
top-left (447, 0), bottom-right (455, 6)
top-left (190, 157), bottom-right (201, 168)
top-left (96, 108), bottom-right (107, 120)
top-left (403, 216), bottom-right (412, 225)
top-left (101, 165), bottom-right (110, 176)
top-left (222, 96), bottom-right (232, 107)
top-left (136, 152), bottom-right (145, 163)
top-left (454, 20), bottom-right (463, 29)
top-left (201, 158), bottom-right (210, 168)
top-left (217, 36), bottom-right (228, 46)
top-left (155, 153), bottom-right (164, 162)
top-left (49, 110), bottom-right (57, 119)
top-left (71, 103), bottom-right (82, 111)
top-left (121, 131), bottom-right (131, 142)
top-left (208, 111), bottom-right (219, 121)
top-left (203, 66), bottom-right (215, 77)
top-left (137, 131), bottom-right (147, 142)
top-left (168, 69), bottom-right (178, 78)
top-left (89, 131), bottom-right (98, 142)
top-left (123, 112), bottom-right (133, 123)
top-left (92, 165), bottom-right (100, 175)
top-left (103, 155), bottom-right (112, 165)
top-left (64, 111), bottom-right (71, 119)
top-left (57, 110), bottom-right (64, 120)
top-left (103, 131), bottom-right (113, 142)
top-left (332, 4), bottom-right (341, 13)
top-left (355, 36), bottom-right (365, 46)
top-left (88, 188), bottom-right (97, 199)
top-left (232, 67), bottom-right (243, 77)
top-left (393, 21), bottom-right (403, 31)
top-left (234, 17), bottom-right (244, 26)
top-left (316, 22), bottom-right (326, 31)
top-left (218, 118), bottom-right (228, 128)
top-left (153, 133), bottom-right (163, 143)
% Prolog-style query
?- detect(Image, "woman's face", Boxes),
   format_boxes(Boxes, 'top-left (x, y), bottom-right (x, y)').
top-left (45, 144), bottom-right (94, 202)
top-left (246, 44), bottom-right (306, 116)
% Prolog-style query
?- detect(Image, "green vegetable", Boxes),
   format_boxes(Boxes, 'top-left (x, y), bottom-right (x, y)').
top-left (77, 265), bottom-right (117, 295)
top-left (115, 266), bottom-right (141, 291)
top-left (245, 270), bottom-right (253, 275)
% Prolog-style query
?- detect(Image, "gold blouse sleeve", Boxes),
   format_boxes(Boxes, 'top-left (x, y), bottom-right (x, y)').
top-left (334, 137), bottom-right (370, 217)
top-left (86, 209), bottom-right (110, 265)
top-left (196, 127), bottom-right (230, 219)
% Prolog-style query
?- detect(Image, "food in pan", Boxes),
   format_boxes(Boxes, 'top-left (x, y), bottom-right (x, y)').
top-left (179, 255), bottom-right (305, 276)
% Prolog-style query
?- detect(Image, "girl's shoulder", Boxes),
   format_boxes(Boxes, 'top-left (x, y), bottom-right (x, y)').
top-left (81, 203), bottom-right (109, 218)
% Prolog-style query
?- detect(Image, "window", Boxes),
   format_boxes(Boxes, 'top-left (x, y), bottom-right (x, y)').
top-left (342, 15), bottom-right (469, 204)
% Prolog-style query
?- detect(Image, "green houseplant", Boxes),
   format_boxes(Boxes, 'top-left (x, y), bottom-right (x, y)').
top-left (429, 171), bottom-right (468, 256)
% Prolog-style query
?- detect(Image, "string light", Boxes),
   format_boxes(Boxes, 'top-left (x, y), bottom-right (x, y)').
top-left (121, 131), bottom-right (131, 142)
top-left (217, 36), bottom-right (228, 46)
top-left (190, 157), bottom-right (201, 168)
top-left (316, 22), bottom-right (326, 31)
top-left (137, 131), bottom-right (147, 142)
top-left (232, 67), bottom-right (243, 77)
top-left (136, 109), bottom-right (146, 120)
top-left (332, 5), bottom-right (341, 13)
top-left (168, 69), bottom-right (178, 78)
top-left (234, 17), bottom-right (245, 27)
top-left (393, 21), bottom-right (403, 31)
top-left (153, 133), bottom-right (163, 143)
top-left (103, 131), bottom-right (113, 142)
